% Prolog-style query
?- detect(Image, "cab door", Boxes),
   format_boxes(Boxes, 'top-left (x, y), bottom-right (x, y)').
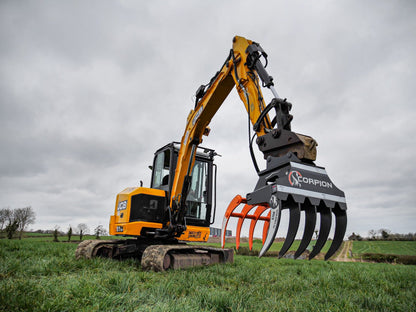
top-left (151, 144), bottom-right (215, 228)
top-left (185, 157), bottom-right (213, 227)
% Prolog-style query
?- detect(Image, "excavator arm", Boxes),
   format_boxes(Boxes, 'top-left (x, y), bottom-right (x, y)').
top-left (169, 36), bottom-right (347, 260)
top-left (169, 36), bottom-right (271, 231)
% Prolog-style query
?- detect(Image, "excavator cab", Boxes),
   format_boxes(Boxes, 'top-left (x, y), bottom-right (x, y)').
top-left (108, 142), bottom-right (216, 242)
top-left (151, 142), bottom-right (216, 229)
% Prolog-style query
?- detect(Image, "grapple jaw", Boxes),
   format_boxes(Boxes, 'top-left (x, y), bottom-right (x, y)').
top-left (222, 153), bottom-right (347, 260)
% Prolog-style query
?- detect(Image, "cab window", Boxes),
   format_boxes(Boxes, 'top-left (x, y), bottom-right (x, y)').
top-left (152, 150), bottom-right (170, 190)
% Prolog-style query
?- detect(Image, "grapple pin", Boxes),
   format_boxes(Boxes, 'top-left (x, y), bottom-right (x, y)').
top-left (325, 207), bottom-right (347, 260)
top-left (278, 202), bottom-right (301, 258)
top-left (309, 206), bottom-right (332, 259)
top-left (294, 203), bottom-right (317, 259)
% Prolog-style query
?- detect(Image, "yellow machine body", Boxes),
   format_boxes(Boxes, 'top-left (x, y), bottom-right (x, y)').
top-left (109, 186), bottom-right (210, 242)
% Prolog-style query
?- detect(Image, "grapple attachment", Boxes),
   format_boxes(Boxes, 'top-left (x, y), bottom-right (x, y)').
top-left (221, 153), bottom-right (347, 260)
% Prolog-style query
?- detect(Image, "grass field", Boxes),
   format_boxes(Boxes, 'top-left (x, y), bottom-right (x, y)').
top-left (221, 239), bottom-right (332, 255)
top-left (352, 241), bottom-right (416, 256)
top-left (1, 239), bottom-right (415, 311)
top-left (17, 234), bottom-right (113, 242)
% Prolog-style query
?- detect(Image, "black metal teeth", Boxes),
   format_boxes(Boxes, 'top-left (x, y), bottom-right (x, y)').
top-left (325, 208), bottom-right (347, 260)
top-left (278, 202), bottom-right (300, 258)
top-left (294, 202), bottom-right (316, 258)
top-left (309, 205), bottom-right (332, 259)
top-left (261, 199), bottom-right (347, 260)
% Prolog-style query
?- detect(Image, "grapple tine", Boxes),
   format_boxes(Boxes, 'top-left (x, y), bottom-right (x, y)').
top-left (221, 216), bottom-right (230, 249)
top-left (278, 203), bottom-right (301, 258)
top-left (259, 197), bottom-right (282, 257)
top-left (325, 208), bottom-right (347, 260)
top-left (309, 207), bottom-right (332, 259)
top-left (236, 204), bottom-right (254, 250)
top-left (294, 204), bottom-right (317, 259)
top-left (249, 206), bottom-right (268, 251)
top-left (221, 195), bottom-right (246, 248)
top-left (262, 211), bottom-right (271, 244)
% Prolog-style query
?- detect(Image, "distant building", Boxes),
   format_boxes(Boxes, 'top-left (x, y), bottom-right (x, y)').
top-left (210, 227), bottom-right (232, 237)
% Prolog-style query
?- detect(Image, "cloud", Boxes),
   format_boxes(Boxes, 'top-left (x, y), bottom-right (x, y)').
top-left (0, 1), bottom-right (415, 237)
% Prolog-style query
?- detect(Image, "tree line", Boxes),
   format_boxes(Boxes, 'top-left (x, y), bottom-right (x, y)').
top-left (33, 223), bottom-right (108, 242)
top-left (349, 228), bottom-right (416, 241)
top-left (0, 207), bottom-right (36, 239)
top-left (1, 207), bottom-right (107, 241)
top-left (60, 224), bottom-right (107, 242)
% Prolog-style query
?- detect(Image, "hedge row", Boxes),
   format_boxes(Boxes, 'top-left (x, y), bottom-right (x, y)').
top-left (361, 253), bottom-right (416, 265)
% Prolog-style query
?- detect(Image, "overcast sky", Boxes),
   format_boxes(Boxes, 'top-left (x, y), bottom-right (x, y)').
top-left (1, 1), bottom-right (415, 238)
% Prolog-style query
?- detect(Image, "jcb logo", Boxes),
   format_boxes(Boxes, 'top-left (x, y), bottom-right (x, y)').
top-left (117, 200), bottom-right (127, 211)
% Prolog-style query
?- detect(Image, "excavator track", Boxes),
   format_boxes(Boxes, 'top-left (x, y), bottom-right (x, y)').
top-left (75, 239), bottom-right (135, 259)
top-left (141, 244), bottom-right (233, 272)
top-left (75, 239), bottom-right (233, 271)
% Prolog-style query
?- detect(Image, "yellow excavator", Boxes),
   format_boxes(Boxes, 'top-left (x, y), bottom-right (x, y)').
top-left (76, 36), bottom-right (347, 271)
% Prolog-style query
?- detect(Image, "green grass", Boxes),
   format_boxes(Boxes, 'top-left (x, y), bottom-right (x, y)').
top-left (352, 241), bottom-right (416, 256)
top-left (20, 232), bottom-right (50, 237)
top-left (208, 239), bottom-right (332, 257)
top-left (1, 239), bottom-right (415, 311)
top-left (13, 234), bottom-right (119, 242)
